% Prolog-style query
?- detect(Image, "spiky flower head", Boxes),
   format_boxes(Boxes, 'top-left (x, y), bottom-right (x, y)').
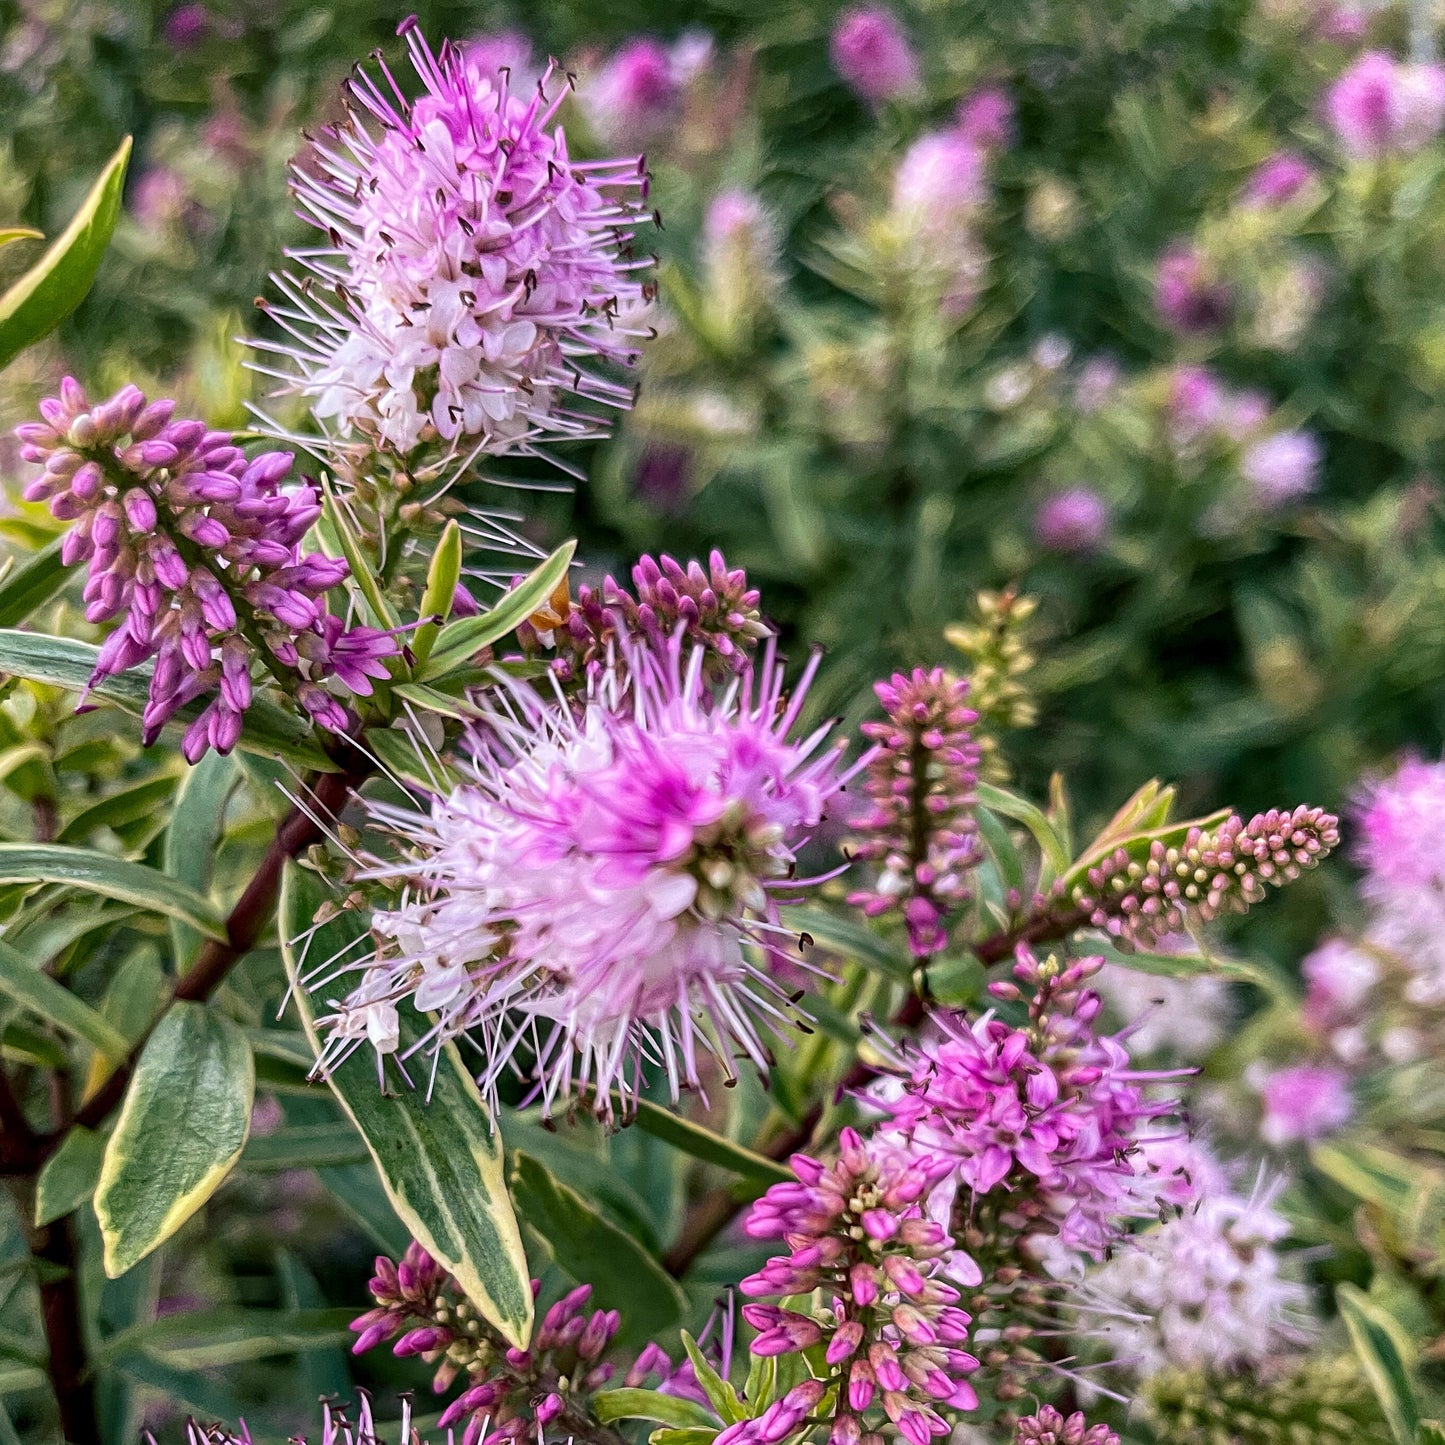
top-left (312, 632), bottom-right (852, 1116)
top-left (260, 19), bottom-right (653, 468)
top-left (349, 1241), bottom-right (692, 1445)
top-left (1012, 1406), bottom-right (1119, 1445)
top-left (847, 668), bottom-right (982, 957)
top-left (181, 1395), bottom-right (431, 1445)
top-left (15, 379), bottom-right (395, 760)
top-left (874, 950), bottom-right (1184, 1260)
top-left (1064, 806), bottom-right (1339, 951)
top-left (1077, 1168), bottom-right (1312, 1379)
top-left (739, 1126), bottom-right (981, 1445)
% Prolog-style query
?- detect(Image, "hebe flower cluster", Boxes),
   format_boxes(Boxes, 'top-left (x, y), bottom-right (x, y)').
top-left (847, 668), bottom-right (982, 957)
top-left (737, 1127), bottom-right (981, 1445)
top-left (15, 380), bottom-right (394, 760)
top-left (1078, 1169), bottom-right (1312, 1379)
top-left (350, 1241), bottom-right (691, 1445)
top-left (1154, 243), bottom-right (1232, 334)
top-left (315, 630), bottom-right (851, 1116)
top-left (1012, 1406), bottom-right (1119, 1445)
top-left (263, 20), bottom-right (652, 462)
top-left (518, 549), bottom-right (770, 686)
top-left (876, 950), bottom-right (1180, 1259)
top-left (1063, 806), bottom-right (1339, 951)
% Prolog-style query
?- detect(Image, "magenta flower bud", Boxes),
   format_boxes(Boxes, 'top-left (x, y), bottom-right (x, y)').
top-left (534, 1393), bottom-right (564, 1426)
top-left (123, 489), bottom-right (158, 532)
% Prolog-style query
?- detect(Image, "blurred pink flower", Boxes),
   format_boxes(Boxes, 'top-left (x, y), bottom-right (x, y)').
top-left (830, 5), bottom-right (920, 105)
top-left (1154, 242), bottom-right (1232, 333)
top-left (1258, 1064), bottom-right (1353, 1147)
top-left (1034, 486), bottom-right (1111, 553)
top-left (1242, 150), bottom-right (1317, 206)
top-left (1325, 51), bottom-right (1445, 157)
top-left (1240, 429), bottom-right (1323, 509)
top-left (955, 85), bottom-right (1015, 150)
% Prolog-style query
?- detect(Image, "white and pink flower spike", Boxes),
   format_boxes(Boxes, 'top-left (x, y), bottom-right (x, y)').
top-left (311, 632), bottom-right (861, 1118)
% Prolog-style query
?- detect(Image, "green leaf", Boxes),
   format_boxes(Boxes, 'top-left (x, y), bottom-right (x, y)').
top-left (164, 751), bottom-right (237, 967)
top-left (1418, 1422), bottom-right (1445, 1445)
top-left (34, 1125), bottom-right (105, 1227)
top-left (510, 1150), bottom-right (687, 1350)
top-left (317, 476), bottom-right (399, 631)
top-left (367, 725), bottom-right (461, 793)
top-left (975, 781), bottom-right (1071, 882)
top-left (679, 1330), bottom-right (745, 1423)
top-left (101, 1306), bottom-right (354, 1369)
top-left (595, 1391), bottom-right (719, 1429)
top-left (419, 540), bottom-right (575, 681)
top-left (626, 1098), bottom-right (793, 1185)
top-left (94, 1002), bottom-right (254, 1277)
top-left (0, 844), bottom-right (225, 940)
top-left (0, 935), bottom-right (128, 1059)
top-left (1339, 1283), bottom-right (1421, 1445)
top-left (412, 519), bottom-right (462, 671)
top-left (58, 774), bottom-right (177, 845)
top-left (785, 907), bottom-right (912, 982)
top-left (0, 539), bottom-right (71, 629)
top-left (650, 1431), bottom-right (720, 1445)
top-left (281, 863), bottom-right (533, 1349)
top-left (241, 1123), bottom-right (370, 1171)
top-left (0, 137), bottom-right (131, 370)
top-left (0, 228), bottom-right (42, 249)
top-left (1313, 1139), bottom-right (1423, 1215)
top-left (0, 630), bottom-right (335, 770)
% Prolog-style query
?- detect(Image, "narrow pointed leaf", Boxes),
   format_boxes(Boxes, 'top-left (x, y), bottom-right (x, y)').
top-left (412, 518), bottom-right (461, 670)
top-left (0, 844), bottom-right (225, 939)
top-left (0, 538), bottom-right (71, 628)
top-left (95, 1002), bottom-right (254, 1276)
top-left (626, 1098), bottom-right (792, 1185)
top-left (1339, 1284), bottom-right (1420, 1445)
top-left (164, 751), bottom-right (237, 967)
top-left (510, 1150), bottom-right (686, 1350)
top-left (594, 1391), bottom-right (719, 1429)
top-left (0, 136), bottom-right (131, 369)
top-left (419, 540), bottom-right (575, 681)
top-left (281, 862), bottom-right (534, 1348)
top-left (0, 228), bottom-right (43, 249)
top-left (0, 935), bottom-right (128, 1059)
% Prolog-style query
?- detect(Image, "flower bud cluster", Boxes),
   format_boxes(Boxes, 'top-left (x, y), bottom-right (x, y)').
top-left (847, 668), bottom-right (982, 957)
top-left (736, 1127), bottom-right (981, 1445)
top-left (1012, 1405), bottom-right (1120, 1445)
top-left (16, 379), bottom-right (395, 759)
top-left (350, 1241), bottom-right (685, 1445)
top-left (517, 548), bottom-right (769, 685)
top-left (1066, 806), bottom-right (1339, 950)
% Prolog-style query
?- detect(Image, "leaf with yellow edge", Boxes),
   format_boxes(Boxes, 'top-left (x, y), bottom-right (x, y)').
top-left (95, 1002), bottom-right (254, 1276)
top-left (280, 863), bottom-right (534, 1348)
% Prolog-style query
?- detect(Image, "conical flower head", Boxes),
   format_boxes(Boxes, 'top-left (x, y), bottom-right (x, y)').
top-left (311, 634), bottom-right (855, 1116)
top-left (260, 19), bottom-right (654, 466)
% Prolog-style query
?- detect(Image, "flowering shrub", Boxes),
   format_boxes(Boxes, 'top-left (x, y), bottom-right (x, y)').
top-left (0, 8), bottom-right (1443, 1445)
